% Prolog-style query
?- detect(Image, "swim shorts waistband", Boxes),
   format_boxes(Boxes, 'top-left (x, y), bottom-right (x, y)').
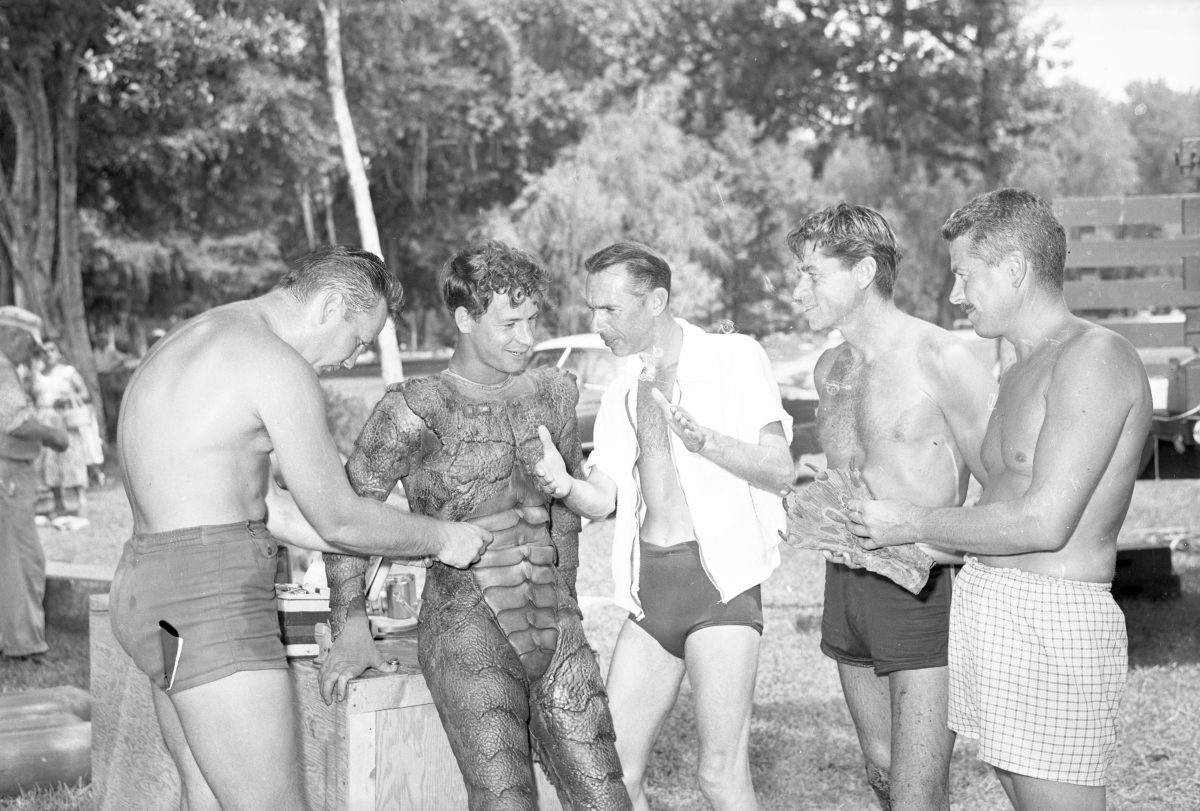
top-left (131, 519), bottom-right (270, 551)
top-left (962, 556), bottom-right (1112, 593)
top-left (638, 540), bottom-right (700, 557)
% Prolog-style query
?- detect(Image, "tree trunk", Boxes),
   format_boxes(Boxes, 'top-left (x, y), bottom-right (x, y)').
top-left (298, 180), bottom-right (317, 251)
top-left (53, 50), bottom-right (104, 434)
top-left (319, 0), bottom-right (403, 384)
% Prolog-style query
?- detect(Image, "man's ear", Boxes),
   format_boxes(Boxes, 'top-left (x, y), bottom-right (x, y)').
top-left (648, 287), bottom-right (669, 317)
top-left (318, 291), bottom-right (345, 325)
top-left (1006, 251), bottom-right (1030, 289)
top-left (453, 306), bottom-right (475, 335)
top-left (853, 257), bottom-right (878, 291)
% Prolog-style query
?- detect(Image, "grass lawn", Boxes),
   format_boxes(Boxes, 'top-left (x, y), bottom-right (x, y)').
top-left (5, 474), bottom-right (1200, 809)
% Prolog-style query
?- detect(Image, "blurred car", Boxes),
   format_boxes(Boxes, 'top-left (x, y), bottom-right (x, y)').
top-left (529, 334), bottom-right (626, 452)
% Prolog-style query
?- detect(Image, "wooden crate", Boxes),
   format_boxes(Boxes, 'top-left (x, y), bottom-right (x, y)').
top-left (90, 595), bottom-right (563, 810)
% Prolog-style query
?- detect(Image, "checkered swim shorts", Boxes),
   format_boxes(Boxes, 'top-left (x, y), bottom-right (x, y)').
top-left (948, 557), bottom-right (1127, 786)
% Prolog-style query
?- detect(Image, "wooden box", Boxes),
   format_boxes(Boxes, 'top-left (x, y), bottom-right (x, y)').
top-left (90, 594), bottom-right (562, 810)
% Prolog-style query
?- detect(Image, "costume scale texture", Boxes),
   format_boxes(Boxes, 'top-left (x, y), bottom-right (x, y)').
top-left (326, 366), bottom-right (630, 811)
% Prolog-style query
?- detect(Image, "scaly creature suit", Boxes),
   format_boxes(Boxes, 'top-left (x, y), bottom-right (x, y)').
top-left (325, 366), bottom-right (630, 811)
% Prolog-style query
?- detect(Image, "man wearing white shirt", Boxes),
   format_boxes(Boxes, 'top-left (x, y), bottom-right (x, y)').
top-left (536, 241), bottom-right (794, 811)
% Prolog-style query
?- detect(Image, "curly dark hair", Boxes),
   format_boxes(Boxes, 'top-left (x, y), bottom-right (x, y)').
top-left (440, 240), bottom-right (550, 318)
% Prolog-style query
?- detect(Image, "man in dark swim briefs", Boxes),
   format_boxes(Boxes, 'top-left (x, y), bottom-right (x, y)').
top-left (111, 247), bottom-right (490, 810)
top-left (536, 242), bottom-right (794, 811)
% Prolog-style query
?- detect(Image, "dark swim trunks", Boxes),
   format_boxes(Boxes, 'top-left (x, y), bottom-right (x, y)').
top-left (820, 560), bottom-right (953, 676)
top-left (632, 540), bottom-right (764, 659)
top-left (108, 519), bottom-right (287, 693)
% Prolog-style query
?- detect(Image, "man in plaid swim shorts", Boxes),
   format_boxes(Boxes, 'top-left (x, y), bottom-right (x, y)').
top-left (847, 188), bottom-right (1152, 811)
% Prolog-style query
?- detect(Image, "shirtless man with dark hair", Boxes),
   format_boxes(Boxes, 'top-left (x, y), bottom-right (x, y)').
top-left (111, 245), bottom-right (491, 811)
top-left (849, 189), bottom-right (1152, 811)
top-left (789, 204), bottom-right (997, 811)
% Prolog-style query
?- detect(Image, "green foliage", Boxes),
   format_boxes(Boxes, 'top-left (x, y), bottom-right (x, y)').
top-left (1121, 81), bottom-right (1200, 195)
top-left (488, 84), bottom-right (818, 336)
top-left (80, 211), bottom-right (287, 335)
top-left (80, 0), bottom-right (334, 236)
top-left (1010, 81), bottom-right (1139, 199)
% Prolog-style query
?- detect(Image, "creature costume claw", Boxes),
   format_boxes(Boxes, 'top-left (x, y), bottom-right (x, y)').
top-left (326, 367), bottom-right (630, 811)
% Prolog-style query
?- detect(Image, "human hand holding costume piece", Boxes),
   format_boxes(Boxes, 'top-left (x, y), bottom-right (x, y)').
top-left (534, 424), bottom-right (574, 499)
top-left (845, 498), bottom-right (923, 549)
top-left (434, 522), bottom-right (492, 569)
top-left (650, 387), bottom-right (710, 453)
top-left (318, 613), bottom-right (398, 704)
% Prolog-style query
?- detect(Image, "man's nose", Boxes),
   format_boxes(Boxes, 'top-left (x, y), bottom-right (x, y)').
top-left (793, 275), bottom-right (811, 303)
top-left (342, 345), bottom-right (364, 370)
top-left (949, 275), bottom-right (965, 305)
top-left (514, 320), bottom-right (533, 346)
top-left (589, 311), bottom-right (605, 333)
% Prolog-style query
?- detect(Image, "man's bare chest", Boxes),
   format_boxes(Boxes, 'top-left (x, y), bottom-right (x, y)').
top-left (981, 366), bottom-right (1049, 474)
top-left (817, 359), bottom-right (937, 451)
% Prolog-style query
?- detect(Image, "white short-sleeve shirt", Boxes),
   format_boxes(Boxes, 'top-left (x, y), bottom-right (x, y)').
top-left (586, 319), bottom-right (792, 617)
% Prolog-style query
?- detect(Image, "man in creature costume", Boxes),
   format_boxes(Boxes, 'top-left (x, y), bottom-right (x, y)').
top-left (319, 240), bottom-right (631, 811)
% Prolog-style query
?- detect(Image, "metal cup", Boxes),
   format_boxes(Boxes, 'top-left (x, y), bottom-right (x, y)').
top-left (386, 573), bottom-right (417, 620)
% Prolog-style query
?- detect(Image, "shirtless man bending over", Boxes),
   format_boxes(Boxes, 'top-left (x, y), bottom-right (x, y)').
top-left (537, 242), bottom-right (794, 810)
top-left (849, 189), bottom-right (1152, 811)
top-left (110, 246), bottom-right (491, 811)
top-left (789, 204), bottom-right (997, 811)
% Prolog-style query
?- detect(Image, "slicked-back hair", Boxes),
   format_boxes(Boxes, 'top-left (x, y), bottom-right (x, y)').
top-left (786, 204), bottom-right (901, 299)
top-left (584, 242), bottom-right (672, 299)
top-left (440, 239), bottom-right (550, 319)
top-left (275, 245), bottom-right (403, 319)
top-left (940, 188), bottom-right (1067, 292)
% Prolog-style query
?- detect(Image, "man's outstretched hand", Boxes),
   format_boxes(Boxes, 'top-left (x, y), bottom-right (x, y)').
top-left (533, 425), bottom-right (574, 499)
top-left (318, 614), bottom-right (397, 704)
top-left (650, 387), bottom-right (710, 453)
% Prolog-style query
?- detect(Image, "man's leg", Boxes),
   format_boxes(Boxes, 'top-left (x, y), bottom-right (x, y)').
top-left (151, 683), bottom-right (219, 811)
top-left (997, 769), bottom-right (1105, 811)
top-left (156, 670), bottom-right (307, 811)
top-left (888, 667), bottom-right (954, 811)
top-left (605, 618), bottom-right (686, 811)
top-left (0, 461), bottom-right (48, 657)
top-left (837, 663), bottom-right (893, 809)
top-left (684, 625), bottom-right (761, 811)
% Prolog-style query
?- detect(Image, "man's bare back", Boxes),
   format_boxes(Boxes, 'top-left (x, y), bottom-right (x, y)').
top-left (119, 302), bottom-right (311, 532)
top-left (973, 319), bottom-right (1151, 582)
top-left (816, 315), bottom-right (991, 511)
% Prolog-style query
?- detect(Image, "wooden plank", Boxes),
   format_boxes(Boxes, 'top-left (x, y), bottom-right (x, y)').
top-left (1065, 278), bottom-right (1200, 309)
top-left (1054, 195), bottom-right (1192, 227)
top-left (45, 560), bottom-right (116, 582)
top-left (375, 705), bottom-right (471, 811)
top-left (1185, 256), bottom-right (1200, 290)
top-left (1077, 319), bottom-right (1187, 347)
top-left (1185, 196), bottom-right (1200, 234)
top-left (1065, 237), bottom-right (1200, 269)
top-left (346, 713), bottom-right (376, 810)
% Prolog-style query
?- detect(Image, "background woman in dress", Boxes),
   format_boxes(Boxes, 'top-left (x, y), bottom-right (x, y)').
top-left (33, 340), bottom-right (101, 522)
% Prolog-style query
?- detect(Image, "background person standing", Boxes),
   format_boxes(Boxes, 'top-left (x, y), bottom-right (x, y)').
top-left (33, 339), bottom-right (97, 521)
top-left (0, 306), bottom-right (70, 661)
